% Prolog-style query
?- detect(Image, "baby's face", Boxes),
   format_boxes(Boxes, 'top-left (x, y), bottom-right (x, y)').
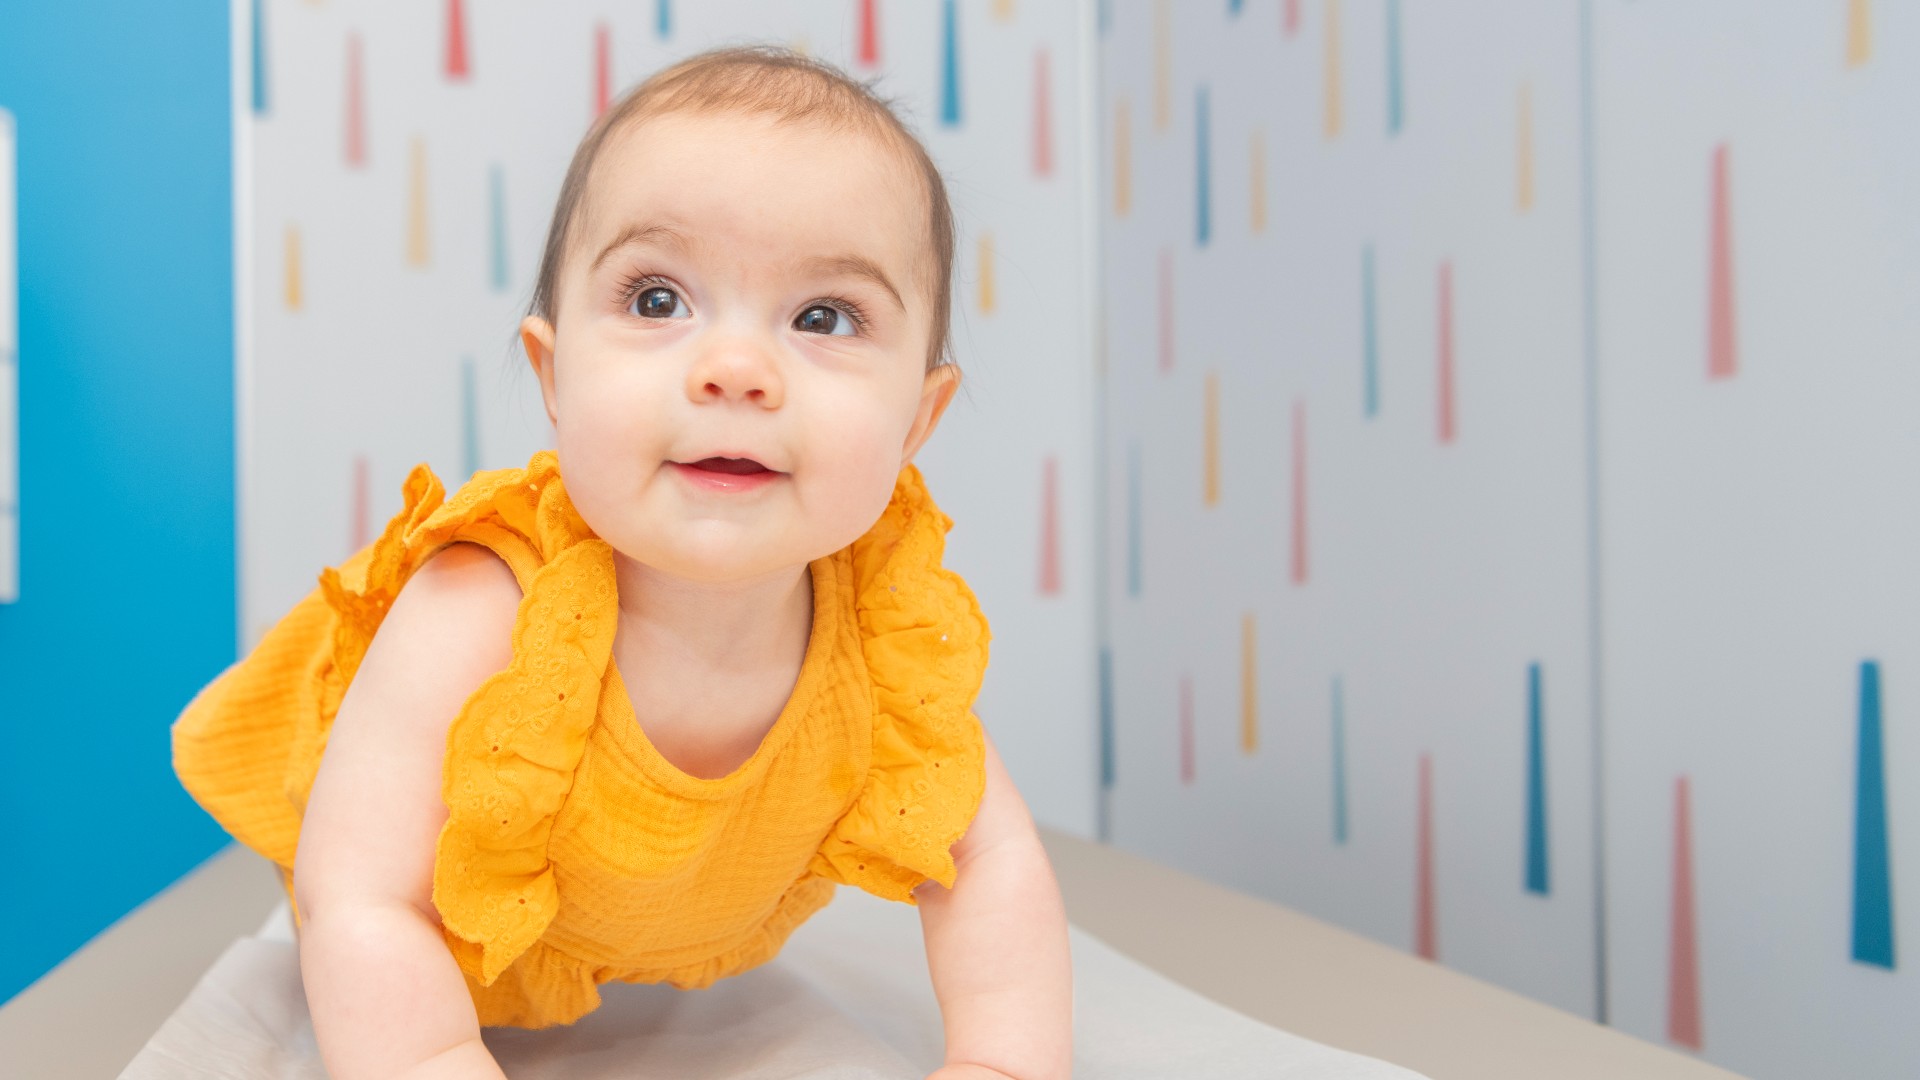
top-left (523, 108), bottom-right (952, 584)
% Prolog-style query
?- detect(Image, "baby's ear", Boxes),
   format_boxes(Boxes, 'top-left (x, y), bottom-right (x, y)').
top-left (901, 364), bottom-right (960, 467)
top-left (520, 315), bottom-right (559, 428)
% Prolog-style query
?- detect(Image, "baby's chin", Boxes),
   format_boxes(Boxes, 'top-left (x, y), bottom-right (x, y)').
top-left (606, 526), bottom-right (833, 586)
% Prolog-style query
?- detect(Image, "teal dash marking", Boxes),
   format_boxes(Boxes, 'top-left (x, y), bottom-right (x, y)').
top-left (251, 0), bottom-right (269, 115)
top-left (941, 0), bottom-right (962, 127)
top-left (1853, 659), bottom-right (1895, 968)
top-left (1526, 662), bottom-right (1550, 895)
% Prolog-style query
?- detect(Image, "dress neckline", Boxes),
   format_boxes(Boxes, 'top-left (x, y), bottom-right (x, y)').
top-left (599, 550), bottom-right (845, 800)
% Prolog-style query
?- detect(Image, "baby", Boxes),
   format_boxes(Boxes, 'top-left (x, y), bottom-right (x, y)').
top-left (172, 45), bottom-right (1071, 1080)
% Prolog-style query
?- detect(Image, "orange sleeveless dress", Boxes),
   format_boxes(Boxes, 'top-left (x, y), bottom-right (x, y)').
top-left (170, 449), bottom-right (991, 1029)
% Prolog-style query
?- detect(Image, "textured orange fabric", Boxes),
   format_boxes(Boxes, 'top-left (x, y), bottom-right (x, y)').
top-left (171, 449), bottom-right (991, 1029)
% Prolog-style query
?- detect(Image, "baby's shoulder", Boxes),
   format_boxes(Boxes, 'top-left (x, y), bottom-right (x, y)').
top-left (402, 538), bottom-right (522, 628)
top-left (413, 538), bottom-right (521, 599)
top-left (371, 540), bottom-right (524, 701)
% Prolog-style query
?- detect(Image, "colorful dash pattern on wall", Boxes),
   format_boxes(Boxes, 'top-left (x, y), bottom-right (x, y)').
top-left (1668, 775), bottom-right (1702, 1051)
top-left (344, 32), bottom-right (366, 167)
top-left (283, 225), bottom-right (302, 311)
top-left (1525, 662), bottom-right (1549, 896)
top-left (445, 0), bottom-right (470, 80)
top-left (857, 0), bottom-right (880, 68)
top-left (941, 0), bottom-right (962, 127)
top-left (1852, 660), bottom-right (1894, 969)
top-left (1707, 143), bottom-right (1737, 380)
top-left (1322, 0), bottom-right (1342, 139)
top-left (406, 136), bottom-right (430, 267)
top-left (1033, 48), bottom-right (1053, 178)
top-left (1100, 6), bottom-right (1920, 1077)
top-left (1848, 0), bottom-right (1871, 68)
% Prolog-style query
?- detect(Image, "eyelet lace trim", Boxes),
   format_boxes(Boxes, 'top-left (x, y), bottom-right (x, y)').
top-left (807, 463), bottom-right (993, 905)
top-left (434, 537), bottom-right (616, 986)
top-left (300, 452), bottom-right (616, 988)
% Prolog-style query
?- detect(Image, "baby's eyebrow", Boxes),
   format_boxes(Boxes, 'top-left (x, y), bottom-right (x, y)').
top-left (591, 220), bottom-right (692, 275)
top-left (799, 253), bottom-right (906, 314)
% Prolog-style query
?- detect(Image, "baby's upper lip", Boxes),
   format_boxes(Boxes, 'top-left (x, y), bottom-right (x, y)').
top-left (674, 451), bottom-right (783, 472)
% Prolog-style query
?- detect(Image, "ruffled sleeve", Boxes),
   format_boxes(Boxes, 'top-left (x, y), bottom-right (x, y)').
top-left (432, 536), bottom-right (617, 987)
top-left (808, 464), bottom-right (992, 905)
top-left (287, 450), bottom-right (618, 988)
top-left (284, 451), bottom-right (584, 818)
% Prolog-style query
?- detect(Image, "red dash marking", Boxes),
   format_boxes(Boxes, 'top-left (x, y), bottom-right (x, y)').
top-left (345, 33), bottom-right (366, 167)
top-left (445, 0), bottom-right (470, 79)
top-left (1708, 144), bottom-right (1737, 380)
top-left (1033, 49), bottom-right (1054, 178)
top-left (1291, 399), bottom-right (1308, 585)
top-left (1285, 0), bottom-right (1300, 36)
top-left (1415, 753), bottom-right (1438, 960)
top-left (1180, 674), bottom-right (1196, 785)
top-left (1437, 260), bottom-right (1455, 444)
top-left (1668, 775), bottom-right (1704, 1050)
top-left (857, 0), bottom-right (880, 68)
top-left (1038, 456), bottom-right (1062, 595)
top-left (593, 23), bottom-right (612, 119)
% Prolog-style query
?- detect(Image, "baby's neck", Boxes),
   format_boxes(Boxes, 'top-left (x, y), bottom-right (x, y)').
top-left (611, 555), bottom-right (813, 682)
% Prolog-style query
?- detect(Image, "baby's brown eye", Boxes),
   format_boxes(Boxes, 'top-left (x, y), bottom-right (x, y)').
top-left (631, 286), bottom-right (688, 320)
top-left (796, 304), bottom-right (855, 336)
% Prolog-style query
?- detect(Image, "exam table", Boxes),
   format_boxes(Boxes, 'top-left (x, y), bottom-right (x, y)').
top-left (0, 827), bottom-right (1741, 1079)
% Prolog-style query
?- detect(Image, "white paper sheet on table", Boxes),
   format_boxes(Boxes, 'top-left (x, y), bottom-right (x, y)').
top-left (122, 883), bottom-right (1429, 1079)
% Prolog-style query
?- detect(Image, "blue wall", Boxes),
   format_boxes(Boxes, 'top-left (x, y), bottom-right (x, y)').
top-left (0, 2), bottom-right (236, 1003)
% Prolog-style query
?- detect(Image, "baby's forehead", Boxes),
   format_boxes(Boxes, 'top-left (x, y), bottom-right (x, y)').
top-left (577, 108), bottom-right (934, 276)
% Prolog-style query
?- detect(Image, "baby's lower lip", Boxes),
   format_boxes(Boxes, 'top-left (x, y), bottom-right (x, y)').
top-left (669, 460), bottom-right (783, 494)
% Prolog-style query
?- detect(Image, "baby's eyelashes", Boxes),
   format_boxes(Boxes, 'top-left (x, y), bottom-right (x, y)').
top-left (632, 285), bottom-right (691, 320)
top-left (621, 275), bottom-right (867, 338)
top-left (796, 305), bottom-right (858, 337)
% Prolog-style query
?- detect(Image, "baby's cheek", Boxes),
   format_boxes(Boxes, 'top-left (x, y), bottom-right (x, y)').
top-left (805, 426), bottom-right (908, 541)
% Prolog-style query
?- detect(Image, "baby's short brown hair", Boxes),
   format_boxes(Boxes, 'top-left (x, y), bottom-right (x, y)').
top-left (528, 44), bottom-right (957, 373)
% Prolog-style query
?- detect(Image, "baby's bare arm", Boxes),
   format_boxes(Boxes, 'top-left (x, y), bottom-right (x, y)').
top-left (293, 542), bottom-right (523, 1080)
top-left (915, 727), bottom-right (1074, 1080)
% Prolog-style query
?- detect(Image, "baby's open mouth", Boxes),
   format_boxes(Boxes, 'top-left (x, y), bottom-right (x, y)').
top-left (683, 457), bottom-right (772, 475)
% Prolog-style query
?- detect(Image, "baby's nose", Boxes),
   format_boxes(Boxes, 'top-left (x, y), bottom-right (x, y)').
top-left (686, 346), bottom-right (784, 408)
